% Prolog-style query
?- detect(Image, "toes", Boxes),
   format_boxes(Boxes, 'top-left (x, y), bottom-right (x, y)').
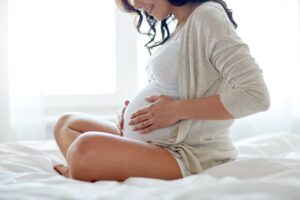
top-left (53, 164), bottom-right (64, 175)
top-left (53, 164), bottom-right (69, 178)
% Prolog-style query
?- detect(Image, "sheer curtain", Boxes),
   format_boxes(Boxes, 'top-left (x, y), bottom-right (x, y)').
top-left (1, 0), bottom-right (133, 142)
top-left (1, 0), bottom-right (46, 141)
top-left (0, 0), bottom-right (11, 141)
top-left (226, 0), bottom-right (300, 140)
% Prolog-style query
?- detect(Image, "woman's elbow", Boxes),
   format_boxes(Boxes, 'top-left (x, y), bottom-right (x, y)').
top-left (255, 89), bottom-right (271, 113)
top-left (238, 88), bottom-right (271, 118)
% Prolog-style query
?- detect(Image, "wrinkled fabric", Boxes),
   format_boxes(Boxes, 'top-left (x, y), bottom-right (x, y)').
top-left (149, 2), bottom-right (270, 175)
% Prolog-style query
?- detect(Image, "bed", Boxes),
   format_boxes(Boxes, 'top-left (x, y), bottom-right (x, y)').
top-left (0, 132), bottom-right (300, 200)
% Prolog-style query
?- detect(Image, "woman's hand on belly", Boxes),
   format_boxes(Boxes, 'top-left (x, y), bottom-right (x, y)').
top-left (128, 95), bottom-right (180, 134)
top-left (116, 100), bottom-right (130, 136)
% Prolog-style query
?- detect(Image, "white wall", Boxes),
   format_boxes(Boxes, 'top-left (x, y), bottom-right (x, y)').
top-left (0, 0), bottom-right (11, 141)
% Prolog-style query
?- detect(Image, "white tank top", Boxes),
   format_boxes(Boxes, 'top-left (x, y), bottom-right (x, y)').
top-left (146, 41), bottom-right (179, 90)
top-left (123, 41), bottom-right (180, 142)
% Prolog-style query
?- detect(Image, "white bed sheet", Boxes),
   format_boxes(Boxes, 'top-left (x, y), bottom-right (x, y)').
top-left (0, 132), bottom-right (300, 200)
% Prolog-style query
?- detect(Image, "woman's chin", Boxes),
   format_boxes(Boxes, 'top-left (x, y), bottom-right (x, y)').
top-left (154, 16), bottom-right (165, 21)
top-left (150, 13), bottom-right (165, 21)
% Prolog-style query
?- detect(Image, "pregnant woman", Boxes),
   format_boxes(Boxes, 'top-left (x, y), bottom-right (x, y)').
top-left (53, 0), bottom-right (270, 182)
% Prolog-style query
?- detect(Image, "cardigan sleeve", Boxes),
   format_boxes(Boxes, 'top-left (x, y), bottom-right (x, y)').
top-left (197, 6), bottom-right (270, 118)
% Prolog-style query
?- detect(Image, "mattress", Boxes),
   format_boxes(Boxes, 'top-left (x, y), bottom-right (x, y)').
top-left (0, 132), bottom-right (300, 200)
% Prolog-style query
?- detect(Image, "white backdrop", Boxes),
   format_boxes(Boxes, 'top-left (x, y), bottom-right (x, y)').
top-left (226, 0), bottom-right (300, 140)
top-left (0, 0), bottom-right (10, 141)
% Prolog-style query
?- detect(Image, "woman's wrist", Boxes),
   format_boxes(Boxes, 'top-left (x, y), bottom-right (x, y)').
top-left (173, 99), bottom-right (186, 121)
top-left (172, 96), bottom-right (235, 121)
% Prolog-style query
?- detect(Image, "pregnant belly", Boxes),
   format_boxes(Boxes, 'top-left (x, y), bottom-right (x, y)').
top-left (123, 82), bottom-right (178, 142)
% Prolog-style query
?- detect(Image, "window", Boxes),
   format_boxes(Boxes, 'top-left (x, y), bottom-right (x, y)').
top-left (8, 0), bottom-right (138, 117)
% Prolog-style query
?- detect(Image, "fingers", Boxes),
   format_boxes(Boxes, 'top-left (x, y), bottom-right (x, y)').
top-left (130, 95), bottom-right (163, 119)
top-left (116, 122), bottom-right (122, 133)
top-left (128, 113), bottom-right (156, 133)
top-left (124, 100), bottom-right (130, 106)
top-left (115, 112), bottom-right (122, 130)
top-left (128, 114), bottom-right (149, 125)
top-left (116, 118), bottom-right (123, 136)
top-left (115, 100), bottom-right (130, 133)
top-left (129, 106), bottom-right (154, 133)
top-left (145, 95), bottom-right (160, 102)
top-left (134, 122), bottom-right (158, 134)
top-left (130, 107), bottom-right (148, 119)
top-left (132, 119), bottom-right (153, 130)
top-left (120, 100), bottom-right (129, 128)
top-left (139, 125), bottom-right (155, 134)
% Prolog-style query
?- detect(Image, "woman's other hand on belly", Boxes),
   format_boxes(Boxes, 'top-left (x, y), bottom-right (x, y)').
top-left (116, 100), bottom-right (130, 136)
top-left (128, 95), bottom-right (180, 134)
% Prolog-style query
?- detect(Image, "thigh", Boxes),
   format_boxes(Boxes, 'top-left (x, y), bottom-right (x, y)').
top-left (54, 113), bottom-right (120, 158)
top-left (67, 132), bottom-right (182, 181)
top-left (66, 113), bottom-right (119, 135)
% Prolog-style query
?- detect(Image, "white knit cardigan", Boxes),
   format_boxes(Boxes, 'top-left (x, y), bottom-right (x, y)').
top-left (149, 2), bottom-right (270, 174)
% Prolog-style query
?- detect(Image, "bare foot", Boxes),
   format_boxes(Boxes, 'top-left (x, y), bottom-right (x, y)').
top-left (53, 164), bottom-right (70, 178)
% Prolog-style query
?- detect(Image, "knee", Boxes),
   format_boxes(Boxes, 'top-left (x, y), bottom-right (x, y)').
top-left (65, 133), bottom-right (98, 181)
top-left (53, 113), bottom-right (75, 140)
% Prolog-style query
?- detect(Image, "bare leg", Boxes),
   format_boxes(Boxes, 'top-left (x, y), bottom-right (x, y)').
top-left (53, 112), bottom-right (119, 158)
top-left (65, 132), bottom-right (182, 181)
top-left (53, 113), bottom-right (119, 176)
top-left (53, 113), bottom-right (182, 181)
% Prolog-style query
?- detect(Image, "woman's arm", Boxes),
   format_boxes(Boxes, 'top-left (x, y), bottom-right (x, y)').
top-left (129, 94), bottom-right (233, 133)
top-left (130, 6), bottom-right (270, 133)
top-left (175, 95), bottom-right (234, 120)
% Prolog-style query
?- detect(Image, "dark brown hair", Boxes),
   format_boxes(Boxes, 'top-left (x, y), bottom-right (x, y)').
top-left (115, 0), bottom-right (237, 53)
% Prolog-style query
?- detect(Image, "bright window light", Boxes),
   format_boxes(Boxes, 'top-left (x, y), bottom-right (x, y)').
top-left (8, 0), bottom-right (116, 95)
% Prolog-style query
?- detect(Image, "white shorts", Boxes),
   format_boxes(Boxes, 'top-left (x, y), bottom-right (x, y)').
top-left (173, 156), bottom-right (192, 177)
top-left (163, 148), bottom-right (192, 178)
